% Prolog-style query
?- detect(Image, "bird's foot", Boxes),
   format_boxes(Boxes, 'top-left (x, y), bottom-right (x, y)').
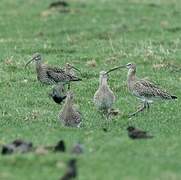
top-left (77, 122), bottom-right (82, 128)
top-left (136, 104), bottom-right (143, 110)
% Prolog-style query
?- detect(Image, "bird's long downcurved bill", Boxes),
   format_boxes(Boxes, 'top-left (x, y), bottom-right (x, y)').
top-left (25, 57), bottom-right (35, 68)
top-left (106, 65), bottom-right (126, 74)
top-left (71, 65), bottom-right (81, 73)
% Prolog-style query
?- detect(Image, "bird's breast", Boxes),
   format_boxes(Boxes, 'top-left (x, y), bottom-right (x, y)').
top-left (94, 87), bottom-right (115, 109)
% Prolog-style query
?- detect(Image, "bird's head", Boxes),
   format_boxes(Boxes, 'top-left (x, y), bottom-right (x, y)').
top-left (65, 63), bottom-right (81, 73)
top-left (106, 62), bottom-right (136, 74)
top-left (127, 126), bottom-right (135, 131)
top-left (25, 53), bottom-right (42, 67)
top-left (125, 63), bottom-right (136, 70)
top-left (100, 71), bottom-right (108, 78)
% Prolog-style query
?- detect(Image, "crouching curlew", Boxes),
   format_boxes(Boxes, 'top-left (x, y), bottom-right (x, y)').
top-left (107, 63), bottom-right (177, 117)
top-left (59, 91), bottom-right (81, 127)
top-left (25, 53), bottom-right (82, 85)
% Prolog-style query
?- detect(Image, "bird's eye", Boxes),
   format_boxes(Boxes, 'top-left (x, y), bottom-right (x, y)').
top-left (127, 63), bottom-right (132, 67)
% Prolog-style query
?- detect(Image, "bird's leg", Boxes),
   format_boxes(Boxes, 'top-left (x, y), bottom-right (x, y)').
top-left (137, 103), bottom-right (143, 110)
top-left (146, 101), bottom-right (150, 110)
top-left (106, 109), bottom-right (112, 119)
top-left (68, 82), bottom-right (71, 90)
top-left (129, 101), bottom-right (147, 117)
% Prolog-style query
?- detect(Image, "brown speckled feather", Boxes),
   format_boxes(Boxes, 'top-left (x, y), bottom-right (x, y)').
top-left (47, 67), bottom-right (81, 82)
top-left (133, 80), bottom-right (174, 99)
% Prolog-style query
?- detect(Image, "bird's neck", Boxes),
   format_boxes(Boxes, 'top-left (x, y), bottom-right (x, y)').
top-left (99, 77), bottom-right (108, 88)
top-left (127, 68), bottom-right (136, 83)
top-left (35, 61), bottom-right (44, 73)
top-left (35, 61), bottom-right (42, 68)
top-left (64, 99), bottom-right (73, 110)
top-left (65, 67), bottom-right (70, 73)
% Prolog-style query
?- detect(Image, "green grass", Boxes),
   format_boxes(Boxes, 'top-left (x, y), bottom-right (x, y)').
top-left (0, 0), bottom-right (181, 179)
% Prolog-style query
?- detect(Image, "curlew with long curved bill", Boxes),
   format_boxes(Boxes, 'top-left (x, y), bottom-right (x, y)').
top-left (107, 63), bottom-right (177, 117)
top-left (93, 71), bottom-right (115, 117)
top-left (25, 53), bottom-right (82, 85)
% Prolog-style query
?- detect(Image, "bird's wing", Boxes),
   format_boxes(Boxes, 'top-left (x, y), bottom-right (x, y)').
top-left (47, 67), bottom-right (70, 82)
top-left (132, 129), bottom-right (147, 138)
top-left (48, 66), bottom-right (65, 73)
top-left (47, 67), bottom-right (81, 82)
top-left (139, 79), bottom-right (159, 89)
top-left (134, 80), bottom-right (172, 99)
top-left (133, 81), bottom-right (157, 98)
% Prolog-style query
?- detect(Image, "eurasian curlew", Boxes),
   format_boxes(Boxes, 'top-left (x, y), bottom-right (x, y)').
top-left (93, 71), bottom-right (115, 117)
top-left (107, 63), bottom-right (177, 117)
top-left (25, 53), bottom-right (82, 85)
top-left (59, 91), bottom-right (81, 127)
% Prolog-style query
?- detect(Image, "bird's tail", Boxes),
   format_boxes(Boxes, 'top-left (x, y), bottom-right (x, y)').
top-left (71, 77), bottom-right (82, 81)
top-left (156, 88), bottom-right (177, 100)
top-left (171, 95), bottom-right (177, 99)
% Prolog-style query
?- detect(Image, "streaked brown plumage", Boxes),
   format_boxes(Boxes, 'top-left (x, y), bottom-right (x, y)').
top-left (25, 53), bottom-right (82, 85)
top-left (64, 63), bottom-right (81, 77)
top-left (93, 71), bottom-right (115, 115)
top-left (107, 63), bottom-right (177, 116)
top-left (126, 63), bottom-right (177, 101)
top-left (59, 91), bottom-right (81, 127)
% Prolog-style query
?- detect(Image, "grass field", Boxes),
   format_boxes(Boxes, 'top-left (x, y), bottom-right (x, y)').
top-left (0, 0), bottom-right (181, 179)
